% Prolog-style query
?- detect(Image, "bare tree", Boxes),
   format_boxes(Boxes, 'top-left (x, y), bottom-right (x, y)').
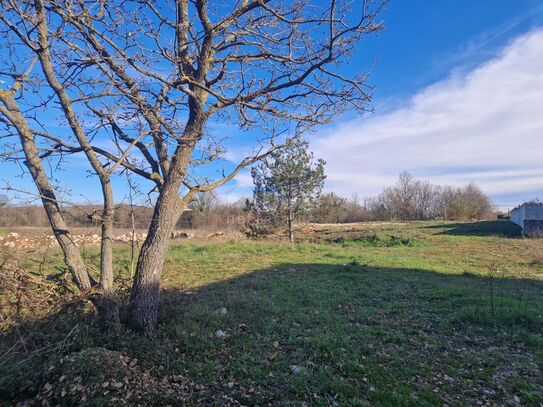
top-left (448, 183), bottom-right (493, 220)
top-left (394, 172), bottom-right (417, 220)
top-left (312, 192), bottom-right (348, 223)
top-left (0, 0), bottom-right (383, 332)
top-left (191, 190), bottom-right (219, 214)
top-left (413, 180), bottom-right (437, 220)
top-left (186, 190), bottom-right (219, 228)
top-left (374, 172), bottom-right (417, 220)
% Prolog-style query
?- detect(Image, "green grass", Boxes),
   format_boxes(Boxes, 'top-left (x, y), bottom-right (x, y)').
top-left (1, 221), bottom-right (543, 405)
top-left (333, 234), bottom-right (424, 247)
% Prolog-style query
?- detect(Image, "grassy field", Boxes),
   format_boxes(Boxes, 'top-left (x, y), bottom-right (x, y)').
top-left (1, 221), bottom-right (543, 405)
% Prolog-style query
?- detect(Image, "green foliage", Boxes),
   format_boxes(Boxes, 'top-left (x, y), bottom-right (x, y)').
top-left (241, 199), bottom-right (278, 239)
top-left (244, 138), bottom-right (326, 240)
top-left (334, 233), bottom-right (423, 247)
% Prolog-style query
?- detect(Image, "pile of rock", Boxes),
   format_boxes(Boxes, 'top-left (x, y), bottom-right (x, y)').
top-left (111, 233), bottom-right (148, 244)
top-left (66, 233), bottom-right (150, 245)
top-left (0, 232), bottom-right (107, 249)
top-left (170, 230), bottom-right (195, 239)
top-left (1, 230), bottom-right (197, 250)
top-left (0, 232), bottom-right (19, 248)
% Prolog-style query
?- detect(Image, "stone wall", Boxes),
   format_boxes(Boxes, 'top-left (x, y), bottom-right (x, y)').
top-left (523, 220), bottom-right (543, 237)
top-left (525, 204), bottom-right (543, 219)
top-left (510, 205), bottom-right (526, 228)
top-left (510, 203), bottom-right (543, 237)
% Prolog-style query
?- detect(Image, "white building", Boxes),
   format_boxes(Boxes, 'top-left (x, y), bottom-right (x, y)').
top-left (510, 202), bottom-right (543, 237)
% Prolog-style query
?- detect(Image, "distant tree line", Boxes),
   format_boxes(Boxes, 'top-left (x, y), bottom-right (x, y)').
top-left (367, 172), bottom-right (493, 221)
top-left (310, 173), bottom-right (493, 223)
top-left (0, 172), bottom-right (493, 230)
top-left (0, 205), bottom-right (153, 229)
top-left (0, 197), bottom-right (246, 231)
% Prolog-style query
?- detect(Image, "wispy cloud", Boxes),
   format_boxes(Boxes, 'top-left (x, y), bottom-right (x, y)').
top-left (313, 29), bottom-right (543, 209)
top-left (448, 4), bottom-right (543, 63)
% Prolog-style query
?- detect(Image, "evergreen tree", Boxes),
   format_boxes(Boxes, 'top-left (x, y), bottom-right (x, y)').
top-left (246, 139), bottom-right (325, 242)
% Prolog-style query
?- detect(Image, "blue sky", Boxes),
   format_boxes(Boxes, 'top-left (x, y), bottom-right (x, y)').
top-left (3, 0), bottom-right (543, 210)
top-left (358, 0), bottom-right (543, 100)
top-left (222, 0), bottom-right (543, 210)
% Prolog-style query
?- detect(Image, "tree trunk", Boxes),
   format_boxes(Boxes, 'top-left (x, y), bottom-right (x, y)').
top-left (34, 8), bottom-right (118, 323)
top-left (96, 180), bottom-right (119, 326)
top-left (127, 182), bottom-right (183, 333)
top-left (0, 94), bottom-right (92, 290)
top-left (99, 208), bottom-right (114, 292)
top-left (129, 195), bottom-right (136, 279)
top-left (287, 213), bottom-right (295, 244)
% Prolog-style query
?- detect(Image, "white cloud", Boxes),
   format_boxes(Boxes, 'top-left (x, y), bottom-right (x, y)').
top-left (218, 191), bottom-right (249, 204)
top-left (232, 170), bottom-right (254, 188)
top-left (218, 168), bottom-right (252, 204)
top-left (313, 30), bottom-right (543, 209)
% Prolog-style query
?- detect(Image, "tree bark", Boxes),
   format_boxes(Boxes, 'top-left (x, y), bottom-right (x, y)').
top-left (96, 182), bottom-right (119, 326)
top-left (287, 212), bottom-right (295, 243)
top-left (126, 109), bottom-right (204, 333)
top-left (127, 181), bottom-right (184, 333)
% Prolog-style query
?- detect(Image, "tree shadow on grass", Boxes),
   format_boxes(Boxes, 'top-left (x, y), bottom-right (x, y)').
top-left (2, 263), bottom-right (543, 405)
top-left (423, 220), bottom-right (522, 237)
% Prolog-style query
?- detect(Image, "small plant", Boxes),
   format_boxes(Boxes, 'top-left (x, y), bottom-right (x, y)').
top-left (333, 233), bottom-right (422, 248)
top-left (241, 201), bottom-right (279, 239)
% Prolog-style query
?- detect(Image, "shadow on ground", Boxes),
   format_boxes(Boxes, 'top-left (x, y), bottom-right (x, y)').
top-left (424, 220), bottom-right (522, 237)
top-left (1, 263), bottom-right (542, 405)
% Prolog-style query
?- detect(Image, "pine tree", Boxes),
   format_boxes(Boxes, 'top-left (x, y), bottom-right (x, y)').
top-left (246, 139), bottom-right (325, 243)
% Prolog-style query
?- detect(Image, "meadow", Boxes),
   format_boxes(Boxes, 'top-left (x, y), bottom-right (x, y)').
top-left (1, 221), bottom-right (543, 405)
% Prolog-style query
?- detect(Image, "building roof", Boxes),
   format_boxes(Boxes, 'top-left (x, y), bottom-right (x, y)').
top-left (512, 201), bottom-right (543, 211)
